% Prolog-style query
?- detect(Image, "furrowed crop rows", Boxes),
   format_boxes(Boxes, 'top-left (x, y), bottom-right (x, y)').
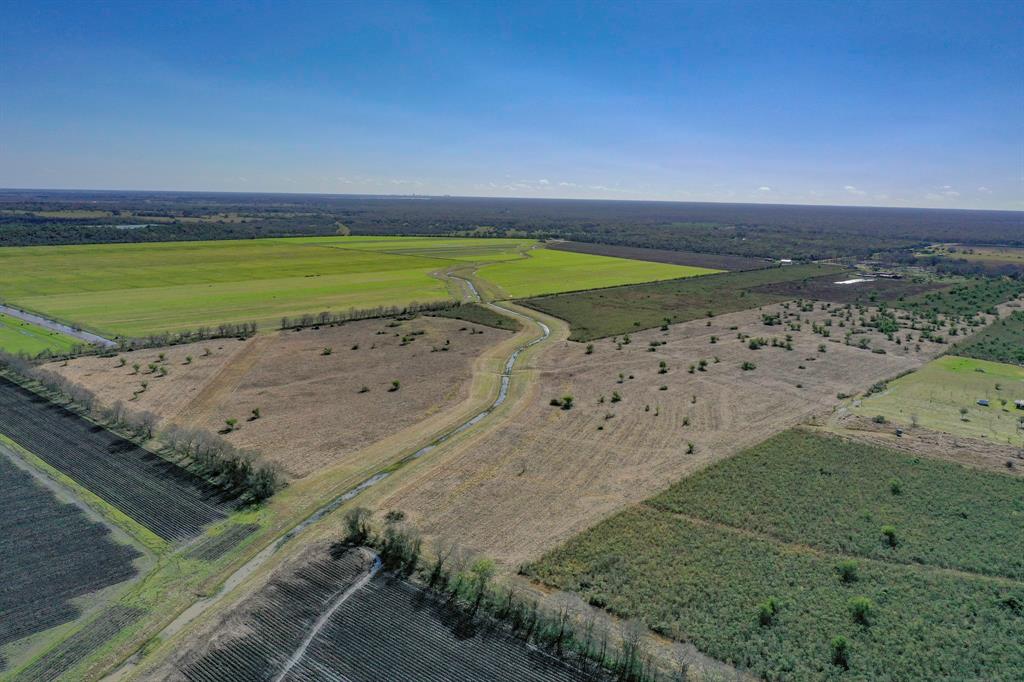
top-left (282, 577), bottom-right (590, 682)
top-left (0, 377), bottom-right (229, 540)
top-left (0, 456), bottom-right (140, 655)
top-left (182, 550), bottom-right (373, 681)
top-left (15, 605), bottom-right (145, 682)
top-left (185, 524), bottom-right (260, 562)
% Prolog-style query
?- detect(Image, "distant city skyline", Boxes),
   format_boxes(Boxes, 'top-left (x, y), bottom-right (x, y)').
top-left (1, 0), bottom-right (1021, 210)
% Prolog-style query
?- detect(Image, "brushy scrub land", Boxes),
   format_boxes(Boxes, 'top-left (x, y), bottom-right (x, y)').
top-left (0, 312), bottom-right (80, 355)
top-left (950, 309), bottom-right (1024, 365)
top-left (525, 430), bottom-right (1024, 681)
top-left (476, 247), bottom-right (718, 299)
top-left (521, 263), bottom-right (843, 340)
top-left (852, 355), bottom-right (1024, 445)
top-left (0, 236), bottom-right (697, 338)
top-left (428, 303), bottom-right (524, 331)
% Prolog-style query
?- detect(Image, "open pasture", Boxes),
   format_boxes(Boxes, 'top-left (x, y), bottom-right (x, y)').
top-left (525, 430), bottom-right (1024, 681)
top-left (0, 454), bottom-right (141, 669)
top-left (521, 263), bottom-right (842, 340)
top-left (0, 376), bottom-right (230, 541)
top-left (477, 247), bottom-right (717, 299)
top-left (372, 300), bottom-right (942, 567)
top-left (851, 355), bottom-right (1024, 445)
top-left (47, 316), bottom-right (511, 479)
top-left (0, 236), bottom-right (696, 338)
top-left (0, 312), bottom-right (80, 356)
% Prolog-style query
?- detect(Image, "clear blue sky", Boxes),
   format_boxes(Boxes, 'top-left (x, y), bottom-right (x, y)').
top-left (1, 0), bottom-right (1021, 209)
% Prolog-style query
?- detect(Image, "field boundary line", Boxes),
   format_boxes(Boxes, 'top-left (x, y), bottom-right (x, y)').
top-left (175, 335), bottom-right (271, 426)
top-left (650, 505), bottom-right (1024, 587)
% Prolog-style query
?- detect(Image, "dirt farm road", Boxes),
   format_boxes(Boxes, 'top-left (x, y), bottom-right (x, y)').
top-left (109, 291), bottom-right (556, 681)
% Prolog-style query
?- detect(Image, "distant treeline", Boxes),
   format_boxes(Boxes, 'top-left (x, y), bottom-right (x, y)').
top-left (2, 190), bottom-right (1021, 261)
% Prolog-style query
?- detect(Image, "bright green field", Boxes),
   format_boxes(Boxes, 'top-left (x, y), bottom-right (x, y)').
top-left (852, 355), bottom-right (1024, 445)
top-left (0, 236), bottom-right (699, 338)
top-left (0, 313), bottom-right (80, 355)
top-left (476, 247), bottom-right (719, 298)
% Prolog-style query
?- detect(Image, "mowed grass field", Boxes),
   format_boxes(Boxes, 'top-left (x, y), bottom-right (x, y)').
top-left (0, 237), bottom-right (695, 339)
top-left (477, 247), bottom-right (718, 298)
top-left (526, 430), bottom-right (1024, 680)
top-left (0, 313), bottom-right (80, 355)
top-left (852, 355), bottom-right (1024, 445)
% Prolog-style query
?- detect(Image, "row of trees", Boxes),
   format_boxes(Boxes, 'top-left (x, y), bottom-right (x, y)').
top-left (343, 508), bottom-right (688, 682)
top-left (0, 350), bottom-right (280, 502)
top-left (279, 300), bottom-right (459, 331)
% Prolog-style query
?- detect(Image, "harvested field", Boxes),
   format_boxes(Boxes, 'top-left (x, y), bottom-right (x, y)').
top-left (14, 605), bottom-right (145, 682)
top-left (159, 544), bottom-right (592, 682)
top-left (0, 455), bottom-right (140, 658)
top-left (749, 273), bottom-right (951, 304)
top-left (49, 316), bottom-right (510, 478)
top-left (0, 376), bottom-right (230, 541)
top-left (373, 301), bottom-right (944, 567)
top-left (521, 263), bottom-right (842, 340)
top-left (548, 241), bottom-right (769, 271)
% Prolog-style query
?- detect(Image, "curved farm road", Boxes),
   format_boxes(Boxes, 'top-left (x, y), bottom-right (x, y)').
top-left (110, 285), bottom-right (558, 681)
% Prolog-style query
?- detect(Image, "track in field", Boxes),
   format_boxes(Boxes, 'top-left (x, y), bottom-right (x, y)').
top-left (0, 376), bottom-right (231, 541)
top-left (0, 456), bottom-right (140, 660)
top-left (179, 548), bottom-right (594, 682)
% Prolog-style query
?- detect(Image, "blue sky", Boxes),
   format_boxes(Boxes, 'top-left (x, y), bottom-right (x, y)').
top-left (1, 0), bottom-right (1021, 209)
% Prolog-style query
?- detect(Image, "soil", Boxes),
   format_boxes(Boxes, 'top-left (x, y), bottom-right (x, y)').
top-left (372, 301), bottom-right (948, 567)
top-left (46, 317), bottom-right (510, 479)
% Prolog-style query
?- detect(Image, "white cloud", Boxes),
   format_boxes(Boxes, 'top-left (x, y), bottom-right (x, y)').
top-left (844, 185), bottom-right (866, 196)
top-left (977, 186), bottom-right (992, 194)
top-left (538, 178), bottom-right (550, 185)
top-left (942, 189), bottom-right (960, 197)
top-left (757, 186), bottom-right (772, 192)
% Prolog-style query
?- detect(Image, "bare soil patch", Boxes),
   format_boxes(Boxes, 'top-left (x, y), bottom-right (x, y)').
top-left (48, 317), bottom-right (509, 479)
top-left (374, 302), bottom-right (947, 567)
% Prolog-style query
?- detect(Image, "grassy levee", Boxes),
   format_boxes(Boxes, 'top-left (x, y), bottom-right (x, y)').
top-left (525, 429), bottom-right (1024, 681)
top-left (521, 263), bottom-right (843, 340)
top-left (0, 313), bottom-right (81, 356)
top-left (56, 303), bottom-right (555, 681)
top-left (851, 355), bottom-right (1024, 445)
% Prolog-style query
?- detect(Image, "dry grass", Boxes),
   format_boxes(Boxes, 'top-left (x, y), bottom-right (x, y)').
top-left (46, 317), bottom-right (510, 478)
top-left (370, 302), bottom-right (947, 567)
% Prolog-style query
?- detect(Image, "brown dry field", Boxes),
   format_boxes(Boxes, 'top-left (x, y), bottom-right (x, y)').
top-left (46, 317), bottom-right (510, 478)
top-left (370, 301), bottom-right (950, 567)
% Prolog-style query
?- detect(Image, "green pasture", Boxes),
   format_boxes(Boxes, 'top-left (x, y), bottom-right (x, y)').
top-left (477, 247), bottom-right (717, 299)
top-left (0, 313), bottom-right (80, 355)
top-left (0, 236), bottom-right (693, 338)
top-left (852, 355), bottom-right (1024, 445)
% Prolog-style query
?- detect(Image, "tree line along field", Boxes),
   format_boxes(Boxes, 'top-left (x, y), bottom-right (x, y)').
top-left (525, 430), bottom-right (1024, 681)
top-left (0, 313), bottom-right (80, 356)
top-left (521, 263), bottom-right (843, 340)
top-left (0, 376), bottom-right (230, 541)
top-left (0, 236), bottom-right (707, 340)
top-left (950, 309), bottom-right (1024, 365)
top-left (851, 355), bottom-right (1024, 445)
top-left (0, 454), bottom-right (141, 671)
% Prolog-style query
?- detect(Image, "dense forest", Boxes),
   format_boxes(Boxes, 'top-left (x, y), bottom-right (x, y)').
top-left (1, 189), bottom-right (1021, 261)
